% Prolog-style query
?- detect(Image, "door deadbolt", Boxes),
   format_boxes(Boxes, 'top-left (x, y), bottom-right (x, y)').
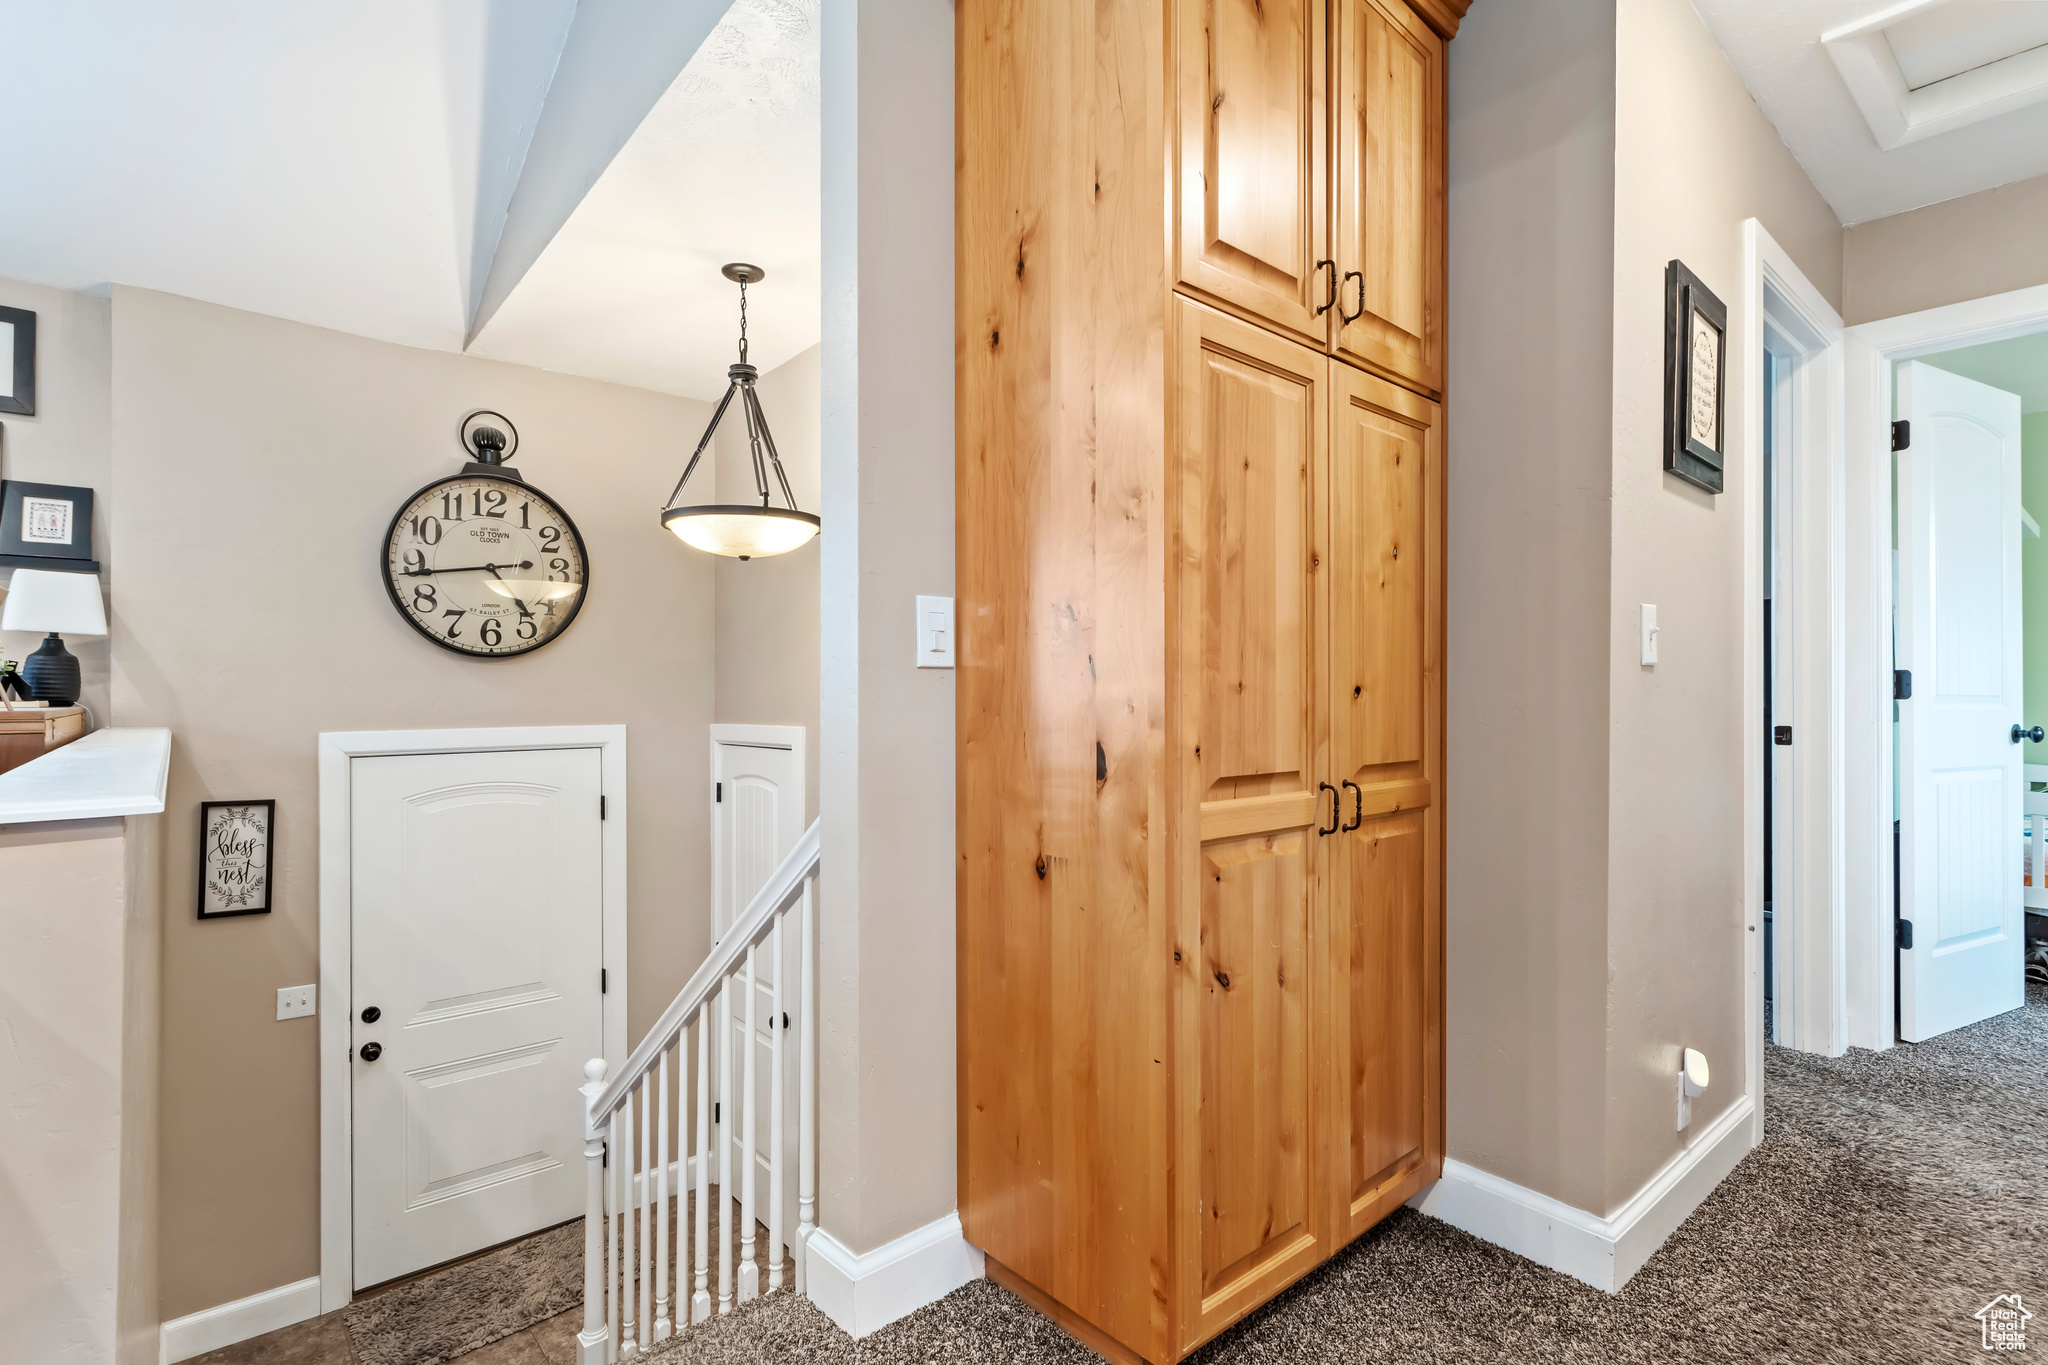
top-left (361, 1006), bottom-right (381, 1023)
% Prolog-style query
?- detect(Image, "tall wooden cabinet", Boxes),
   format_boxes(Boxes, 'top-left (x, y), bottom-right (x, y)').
top-left (959, 1), bottom-right (1463, 1360)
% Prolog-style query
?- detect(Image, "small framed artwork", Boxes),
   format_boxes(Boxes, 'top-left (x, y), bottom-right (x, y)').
top-left (0, 306), bottom-right (33, 416)
top-left (197, 800), bottom-right (276, 919)
top-left (1663, 260), bottom-right (1727, 494)
top-left (0, 480), bottom-right (98, 570)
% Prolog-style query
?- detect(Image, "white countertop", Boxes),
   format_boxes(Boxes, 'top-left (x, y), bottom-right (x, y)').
top-left (0, 727), bottom-right (172, 823)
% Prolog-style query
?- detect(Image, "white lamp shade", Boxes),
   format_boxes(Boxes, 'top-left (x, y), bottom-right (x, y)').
top-left (662, 506), bottom-right (821, 559)
top-left (1, 568), bottom-right (108, 635)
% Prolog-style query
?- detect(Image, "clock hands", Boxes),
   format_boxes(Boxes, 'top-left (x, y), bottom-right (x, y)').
top-left (400, 560), bottom-right (536, 577)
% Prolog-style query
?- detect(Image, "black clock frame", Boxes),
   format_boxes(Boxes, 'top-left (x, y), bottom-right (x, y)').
top-left (381, 472), bottom-right (591, 658)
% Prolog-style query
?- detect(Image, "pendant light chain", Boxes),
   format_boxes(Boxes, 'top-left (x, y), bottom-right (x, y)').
top-left (738, 280), bottom-right (749, 364)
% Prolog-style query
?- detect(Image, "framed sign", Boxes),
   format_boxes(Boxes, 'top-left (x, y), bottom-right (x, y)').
top-left (1663, 260), bottom-right (1727, 494)
top-left (0, 480), bottom-right (98, 571)
top-left (198, 800), bottom-right (276, 919)
top-left (0, 306), bottom-right (32, 417)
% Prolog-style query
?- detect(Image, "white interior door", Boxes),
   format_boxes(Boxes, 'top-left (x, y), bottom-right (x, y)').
top-left (709, 727), bottom-right (804, 1249)
top-left (350, 746), bottom-right (604, 1287)
top-left (1897, 360), bottom-right (2026, 1042)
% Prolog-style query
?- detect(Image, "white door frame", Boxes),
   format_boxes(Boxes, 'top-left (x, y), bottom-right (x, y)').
top-left (317, 725), bottom-right (628, 1313)
top-left (1845, 281), bottom-right (2048, 1053)
top-left (1742, 220), bottom-right (1848, 1078)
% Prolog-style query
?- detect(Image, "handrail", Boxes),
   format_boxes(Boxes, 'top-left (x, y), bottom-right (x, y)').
top-left (587, 816), bottom-right (820, 1126)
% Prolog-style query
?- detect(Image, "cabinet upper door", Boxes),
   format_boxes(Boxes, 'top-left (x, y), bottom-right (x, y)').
top-left (1175, 0), bottom-right (1330, 345)
top-left (1325, 363), bottom-right (1442, 1244)
top-left (1171, 298), bottom-right (1331, 1353)
top-left (1333, 0), bottom-right (1444, 393)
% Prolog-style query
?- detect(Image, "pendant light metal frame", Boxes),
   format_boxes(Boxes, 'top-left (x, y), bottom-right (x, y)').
top-left (660, 264), bottom-right (821, 559)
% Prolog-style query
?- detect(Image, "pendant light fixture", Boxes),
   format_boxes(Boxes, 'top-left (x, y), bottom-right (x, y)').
top-left (660, 263), bottom-right (821, 560)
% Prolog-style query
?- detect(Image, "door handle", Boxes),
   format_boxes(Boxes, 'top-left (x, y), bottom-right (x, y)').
top-left (1314, 259), bottom-right (1338, 316)
top-left (1317, 782), bottom-right (1340, 836)
top-left (359, 1042), bottom-right (382, 1062)
top-left (1339, 270), bottom-right (1365, 325)
top-left (2015, 724), bottom-right (2044, 744)
top-left (1341, 780), bottom-right (1362, 831)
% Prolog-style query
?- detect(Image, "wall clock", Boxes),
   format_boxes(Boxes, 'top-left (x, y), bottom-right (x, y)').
top-left (382, 412), bottom-right (589, 656)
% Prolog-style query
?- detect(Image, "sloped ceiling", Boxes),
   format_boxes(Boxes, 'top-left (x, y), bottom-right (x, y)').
top-left (0, 0), bottom-right (821, 394)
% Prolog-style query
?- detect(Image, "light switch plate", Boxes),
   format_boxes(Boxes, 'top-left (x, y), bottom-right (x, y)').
top-left (1640, 604), bottom-right (1659, 666)
top-left (277, 984), bottom-right (316, 1021)
top-left (916, 595), bottom-right (954, 668)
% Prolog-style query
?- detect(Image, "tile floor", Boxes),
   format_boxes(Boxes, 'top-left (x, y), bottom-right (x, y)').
top-left (186, 1304), bottom-right (584, 1365)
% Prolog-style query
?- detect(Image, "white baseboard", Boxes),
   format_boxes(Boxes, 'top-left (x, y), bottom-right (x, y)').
top-left (1411, 1095), bottom-right (1756, 1292)
top-left (803, 1211), bottom-right (984, 1338)
top-left (159, 1276), bottom-right (321, 1364)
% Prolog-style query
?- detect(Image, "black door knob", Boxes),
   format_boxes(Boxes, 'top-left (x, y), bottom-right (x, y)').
top-left (361, 1006), bottom-right (381, 1023)
top-left (359, 1042), bottom-right (382, 1062)
top-left (2014, 725), bottom-right (2045, 744)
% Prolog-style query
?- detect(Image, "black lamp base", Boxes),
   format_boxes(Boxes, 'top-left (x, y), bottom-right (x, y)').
top-left (21, 633), bottom-right (80, 706)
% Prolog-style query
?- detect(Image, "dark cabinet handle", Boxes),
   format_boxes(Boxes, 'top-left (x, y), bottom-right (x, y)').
top-left (359, 1042), bottom-right (382, 1062)
top-left (1317, 782), bottom-right (1340, 836)
top-left (2014, 724), bottom-right (2044, 744)
top-left (1342, 780), bottom-right (1362, 832)
top-left (1314, 259), bottom-right (1338, 316)
top-left (1339, 270), bottom-right (1364, 325)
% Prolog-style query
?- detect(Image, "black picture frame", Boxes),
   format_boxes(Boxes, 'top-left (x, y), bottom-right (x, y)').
top-left (0, 306), bottom-right (34, 417)
top-left (1663, 259), bottom-right (1728, 494)
top-left (0, 479), bottom-right (99, 572)
top-left (197, 800), bottom-right (276, 919)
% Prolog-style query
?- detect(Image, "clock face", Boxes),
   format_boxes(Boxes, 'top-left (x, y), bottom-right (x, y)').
top-left (382, 475), bottom-right (589, 657)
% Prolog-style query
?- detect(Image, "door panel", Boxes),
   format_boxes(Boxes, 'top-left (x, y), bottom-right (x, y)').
top-left (350, 746), bottom-right (603, 1289)
top-left (1327, 363), bottom-right (1440, 1243)
top-left (1175, 0), bottom-right (1329, 344)
top-left (1897, 361), bottom-right (2027, 1041)
top-left (1173, 299), bottom-right (1328, 1348)
top-left (1333, 0), bottom-right (1442, 392)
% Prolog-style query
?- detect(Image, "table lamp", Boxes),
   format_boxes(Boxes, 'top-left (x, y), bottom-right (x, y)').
top-left (1, 568), bottom-right (106, 706)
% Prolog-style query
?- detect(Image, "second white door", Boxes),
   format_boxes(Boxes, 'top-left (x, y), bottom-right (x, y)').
top-left (710, 727), bottom-right (805, 1250)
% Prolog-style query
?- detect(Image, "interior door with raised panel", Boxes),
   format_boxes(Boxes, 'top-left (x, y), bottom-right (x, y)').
top-left (1333, 0), bottom-right (1443, 393)
top-left (1175, 0), bottom-right (1330, 344)
top-left (1172, 299), bottom-right (1329, 1349)
top-left (1325, 364), bottom-right (1441, 1243)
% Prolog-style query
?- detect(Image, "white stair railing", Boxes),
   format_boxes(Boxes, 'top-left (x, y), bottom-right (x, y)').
top-left (577, 819), bottom-right (820, 1363)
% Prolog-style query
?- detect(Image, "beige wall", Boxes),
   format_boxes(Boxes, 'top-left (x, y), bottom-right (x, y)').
top-left (1446, 0), bottom-right (1618, 1214)
top-left (818, 0), bottom-right (958, 1255)
top-left (0, 813), bottom-right (159, 1365)
top-left (1604, 0), bottom-right (1840, 1211)
top-left (1451, 0), bottom-right (1842, 1218)
top-left (0, 277), bottom-right (113, 720)
top-left (109, 287), bottom-right (716, 1319)
top-left (714, 343), bottom-right (820, 821)
top-left (1843, 170), bottom-right (2048, 325)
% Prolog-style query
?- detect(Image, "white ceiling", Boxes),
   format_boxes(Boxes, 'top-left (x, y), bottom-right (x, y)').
top-left (1919, 329), bottom-right (2048, 412)
top-left (1692, 0), bottom-right (2048, 224)
top-left (469, 0), bottom-right (822, 399)
top-left (0, 0), bottom-right (821, 394)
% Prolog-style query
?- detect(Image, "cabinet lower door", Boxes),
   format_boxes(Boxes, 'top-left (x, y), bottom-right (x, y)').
top-left (1173, 298), bottom-right (1331, 1350)
top-left (1332, 0), bottom-right (1444, 393)
top-left (1326, 362), bottom-right (1443, 1240)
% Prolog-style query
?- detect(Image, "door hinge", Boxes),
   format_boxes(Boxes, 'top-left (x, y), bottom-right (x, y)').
top-left (714, 1102), bottom-right (721, 1124)
top-left (1773, 725), bottom-right (1793, 746)
top-left (1896, 919), bottom-right (1913, 950)
top-left (716, 781), bottom-right (722, 803)
top-left (1892, 419), bottom-right (1910, 452)
top-left (600, 795), bottom-right (607, 820)
top-left (1894, 669), bottom-right (1912, 700)
top-left (601, 968), bottom-right (607, 994)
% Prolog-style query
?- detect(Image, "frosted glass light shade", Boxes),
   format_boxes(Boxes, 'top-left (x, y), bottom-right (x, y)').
top-left (662, 506), bottom-right (821, 559)
top-left (1, 568), bottom-right (107, 635)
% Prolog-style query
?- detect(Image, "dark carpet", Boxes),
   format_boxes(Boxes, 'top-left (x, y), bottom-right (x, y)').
top-left (643, 982), bottom-right (2046, 1363)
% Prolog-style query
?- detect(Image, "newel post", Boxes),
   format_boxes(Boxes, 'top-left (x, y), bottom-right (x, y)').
top-left (578, 1058), bottom-right (610, 1365)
